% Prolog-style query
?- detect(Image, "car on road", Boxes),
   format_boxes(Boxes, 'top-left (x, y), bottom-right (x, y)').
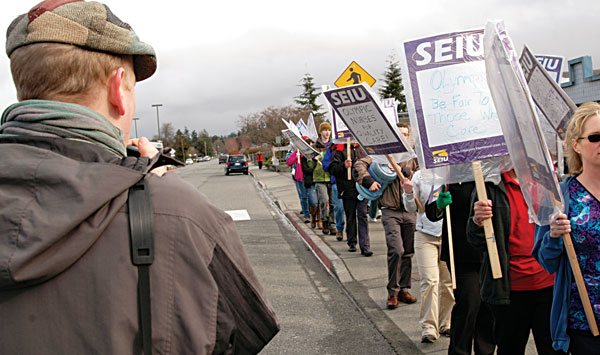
top-left (218, 154), bottom-right (228, 164)
top-left (225, 155), bottom-right (248, 175)
top-left (185, 158), bottom-right (194, 165)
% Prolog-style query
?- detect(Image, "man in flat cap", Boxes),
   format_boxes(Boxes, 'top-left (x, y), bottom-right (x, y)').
top-left (0, 1), bottom-right (279, 354)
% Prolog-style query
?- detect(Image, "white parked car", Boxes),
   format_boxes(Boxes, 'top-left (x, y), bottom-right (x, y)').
top-left (185, 158), bottom-right (194, 165)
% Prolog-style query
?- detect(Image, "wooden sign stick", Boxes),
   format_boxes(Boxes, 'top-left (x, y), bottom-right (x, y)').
top-left (445, 205), bottom-right (457, 289)
top-left (385, 154), bottom-right (424, 212)
top-left (471, 160), bottom-right (503, 279)
top-left (346, 138), bottom-right (352, 180)
top-left (563, 231), bottom-right (600, 335)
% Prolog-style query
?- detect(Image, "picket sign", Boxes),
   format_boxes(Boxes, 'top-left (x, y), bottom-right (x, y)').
top-left (472, 160), bottom-right (502, 279)
top-left (445, 205), bottom-right (457, 289)
top-left (346, 137), bottom-right (352, 180)
top-left (563, 230), bottom-right (599, 335)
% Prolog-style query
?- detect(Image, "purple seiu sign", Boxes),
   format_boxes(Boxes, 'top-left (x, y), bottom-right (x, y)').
top-left (403, 29), bottom-right (507, 169)
top-left (323, 83), bottom-right (414, 164)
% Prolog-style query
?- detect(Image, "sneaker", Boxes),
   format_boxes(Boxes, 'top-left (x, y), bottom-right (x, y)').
top-left (421, 334), bottom-right (436, 343)
top-left (348, 245), bottom-right (357, 252)
top-left (440, 328), bottom-right (451, 337)
top-left (336, 231), bottom-right (343, 241)
top-left (368, 217), bottom-right (378, 222)
top-left (303, 217), bottom-right (310, 224)
top-left (398, 289), bottom-right (417, 304)
top-left (386, 295), bottom-right (398, 309)
top-left (361, 250), bottom-right (373, 257)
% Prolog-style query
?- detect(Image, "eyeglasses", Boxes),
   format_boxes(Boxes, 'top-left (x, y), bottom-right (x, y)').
top-left (577, 134), bottom-right (600, 143)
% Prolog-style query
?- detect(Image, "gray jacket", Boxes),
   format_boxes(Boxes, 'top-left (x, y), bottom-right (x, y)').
top-left (0, 136), bottom-right (279, 354)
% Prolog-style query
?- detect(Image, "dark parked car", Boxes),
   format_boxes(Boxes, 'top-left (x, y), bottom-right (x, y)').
top-left (225, 155), bottom-right (248, 175)
top-left (218, 154), bottom-right (228, 164)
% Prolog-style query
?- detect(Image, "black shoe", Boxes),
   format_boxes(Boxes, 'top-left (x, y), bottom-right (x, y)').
top-left (348, 245), bottom-right (357, 252)
top-left (421, 334), bottom-right (436, 343)
top-left (361, 250), bottom-right (373, 257)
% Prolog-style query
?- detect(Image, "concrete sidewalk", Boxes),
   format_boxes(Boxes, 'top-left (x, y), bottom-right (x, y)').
top-left (250, 165), bottom-right (450, 355)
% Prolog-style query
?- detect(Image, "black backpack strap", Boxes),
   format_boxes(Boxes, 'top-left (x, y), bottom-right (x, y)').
top-left (128, 178), bottom-right (154, 355)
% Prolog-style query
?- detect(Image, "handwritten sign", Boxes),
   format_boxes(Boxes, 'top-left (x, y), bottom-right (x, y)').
top-left (323, 83), bottom-right (414, 164)
top-left (403, 29), bottom-right (507, 169)
top-left (520, 46), bottom-right (576, 140)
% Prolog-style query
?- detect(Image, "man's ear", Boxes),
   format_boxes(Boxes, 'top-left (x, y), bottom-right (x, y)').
top-left (108, 67), bottom-right (126, 116)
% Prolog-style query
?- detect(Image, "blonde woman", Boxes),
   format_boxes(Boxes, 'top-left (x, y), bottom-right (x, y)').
top-left (534, 102), bottom-right (600, 353)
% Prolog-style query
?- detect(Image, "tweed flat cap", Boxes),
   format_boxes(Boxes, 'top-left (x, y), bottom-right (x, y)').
top-left (6, 0), bottom-right (156, 81)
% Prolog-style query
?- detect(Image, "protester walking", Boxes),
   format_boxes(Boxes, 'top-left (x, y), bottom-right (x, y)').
top-left (534, 102), bottom-right (600, 354)
top-left (404, 170), bottom-right (454, 343)
top-left (310, 140), bottom-right (333, 234)
top-left (355, 156), bottom-right (417, 308)
top-left (0, 1), bottom-right (279, 353)
top-left (468, 170), bottom-right (561, 355)
top-left (329, 142), bottom-right (371, 254)
top-left (322, 137), bottom-right (345, 241)
top-left (426, 183), bottom-right (496, 355)
top-left (286, 148), bottom-right (310, 223)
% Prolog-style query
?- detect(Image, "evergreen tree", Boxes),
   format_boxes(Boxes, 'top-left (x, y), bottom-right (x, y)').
top-left (379, 55), bottom-right (407, 113)
top-left (294, 73), bottom-right (325, 119)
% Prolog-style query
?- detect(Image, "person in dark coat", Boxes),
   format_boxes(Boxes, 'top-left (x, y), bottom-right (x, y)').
top-left (426, 183), bottom-right (496, 355)
top-left (329, 142), bottom-right (371, 254)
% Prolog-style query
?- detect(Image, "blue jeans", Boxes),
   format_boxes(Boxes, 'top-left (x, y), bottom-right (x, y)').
top-left (295, 180), bottom-right (309, 218)
top-left (331, 183), bottom-right (345, 232)
top-left (307, 185), bottom-right (318, 207)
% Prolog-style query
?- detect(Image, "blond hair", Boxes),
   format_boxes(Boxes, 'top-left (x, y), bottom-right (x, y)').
top-left (565, 102), bottom-right (600, 175)
top-left (10, 43), bottom-right (133, 103)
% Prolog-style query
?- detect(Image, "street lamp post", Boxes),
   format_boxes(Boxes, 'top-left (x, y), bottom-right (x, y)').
top-left (132, 117), bottom-right (139, 138)
top-left (152, 104), bottom-right (163, 141)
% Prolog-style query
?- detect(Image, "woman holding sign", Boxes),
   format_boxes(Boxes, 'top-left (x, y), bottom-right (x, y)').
top-left (468, 170), bottom-right (558, 355)
top-left (533, 102), bottom-right (600, 353)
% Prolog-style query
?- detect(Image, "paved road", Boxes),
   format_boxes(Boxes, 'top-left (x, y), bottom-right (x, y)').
top-left (177, 160), bottom-right (396, 354)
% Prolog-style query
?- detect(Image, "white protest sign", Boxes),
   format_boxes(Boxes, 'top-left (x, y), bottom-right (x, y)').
top-left (485, 21), bottom-right (562, 225)
top-left (282, 129), bottom-right (319, 159)
top-left (306, 113), bottom-right (319, 142)
top-left (381, 97), bottom-right (399, 126)
top-left (520, 46), bottom-right (576, 140)
top-left (323, 83), bottom-right (415, 164)
top-left (296, 119), bottom-right (310, 138)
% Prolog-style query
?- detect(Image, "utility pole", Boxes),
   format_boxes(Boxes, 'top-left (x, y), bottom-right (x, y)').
top-left (132, 117), bottom-right (139, 138)
top-left (152, 103), bottom-right (163, 141)
top-left (204, 141), bottom-right (207, 156)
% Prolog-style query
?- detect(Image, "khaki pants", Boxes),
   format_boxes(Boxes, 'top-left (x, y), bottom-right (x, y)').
top-left (414, 230), bottom-right (454, 338)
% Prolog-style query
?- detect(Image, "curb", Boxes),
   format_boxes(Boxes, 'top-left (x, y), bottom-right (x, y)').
top-left (250, 169), bottom-right (352, 284)
top-left (285, 212), bottom-right (352, 284)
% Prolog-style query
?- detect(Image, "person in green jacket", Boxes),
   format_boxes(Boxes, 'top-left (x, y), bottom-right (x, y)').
top-left (310, 140), bottom-right (333, 234)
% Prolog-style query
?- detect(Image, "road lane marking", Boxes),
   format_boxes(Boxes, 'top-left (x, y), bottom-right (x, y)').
top-left (224, 209), bottom-right (251, 221)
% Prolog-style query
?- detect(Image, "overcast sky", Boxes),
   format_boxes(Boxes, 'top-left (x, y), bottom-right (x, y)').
top-left (1, 0), bottom-right (598, 137)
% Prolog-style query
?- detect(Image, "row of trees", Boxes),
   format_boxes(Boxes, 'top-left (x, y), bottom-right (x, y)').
top-left (151, 54), bottom-right (407, 159)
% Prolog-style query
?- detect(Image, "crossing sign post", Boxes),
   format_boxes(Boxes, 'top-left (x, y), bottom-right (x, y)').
top-left (334, 61), bottom-right (376, 87)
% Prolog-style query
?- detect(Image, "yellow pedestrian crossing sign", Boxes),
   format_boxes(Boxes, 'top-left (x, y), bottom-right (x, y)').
top-left (334, 61), bottom-right (376, 87)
